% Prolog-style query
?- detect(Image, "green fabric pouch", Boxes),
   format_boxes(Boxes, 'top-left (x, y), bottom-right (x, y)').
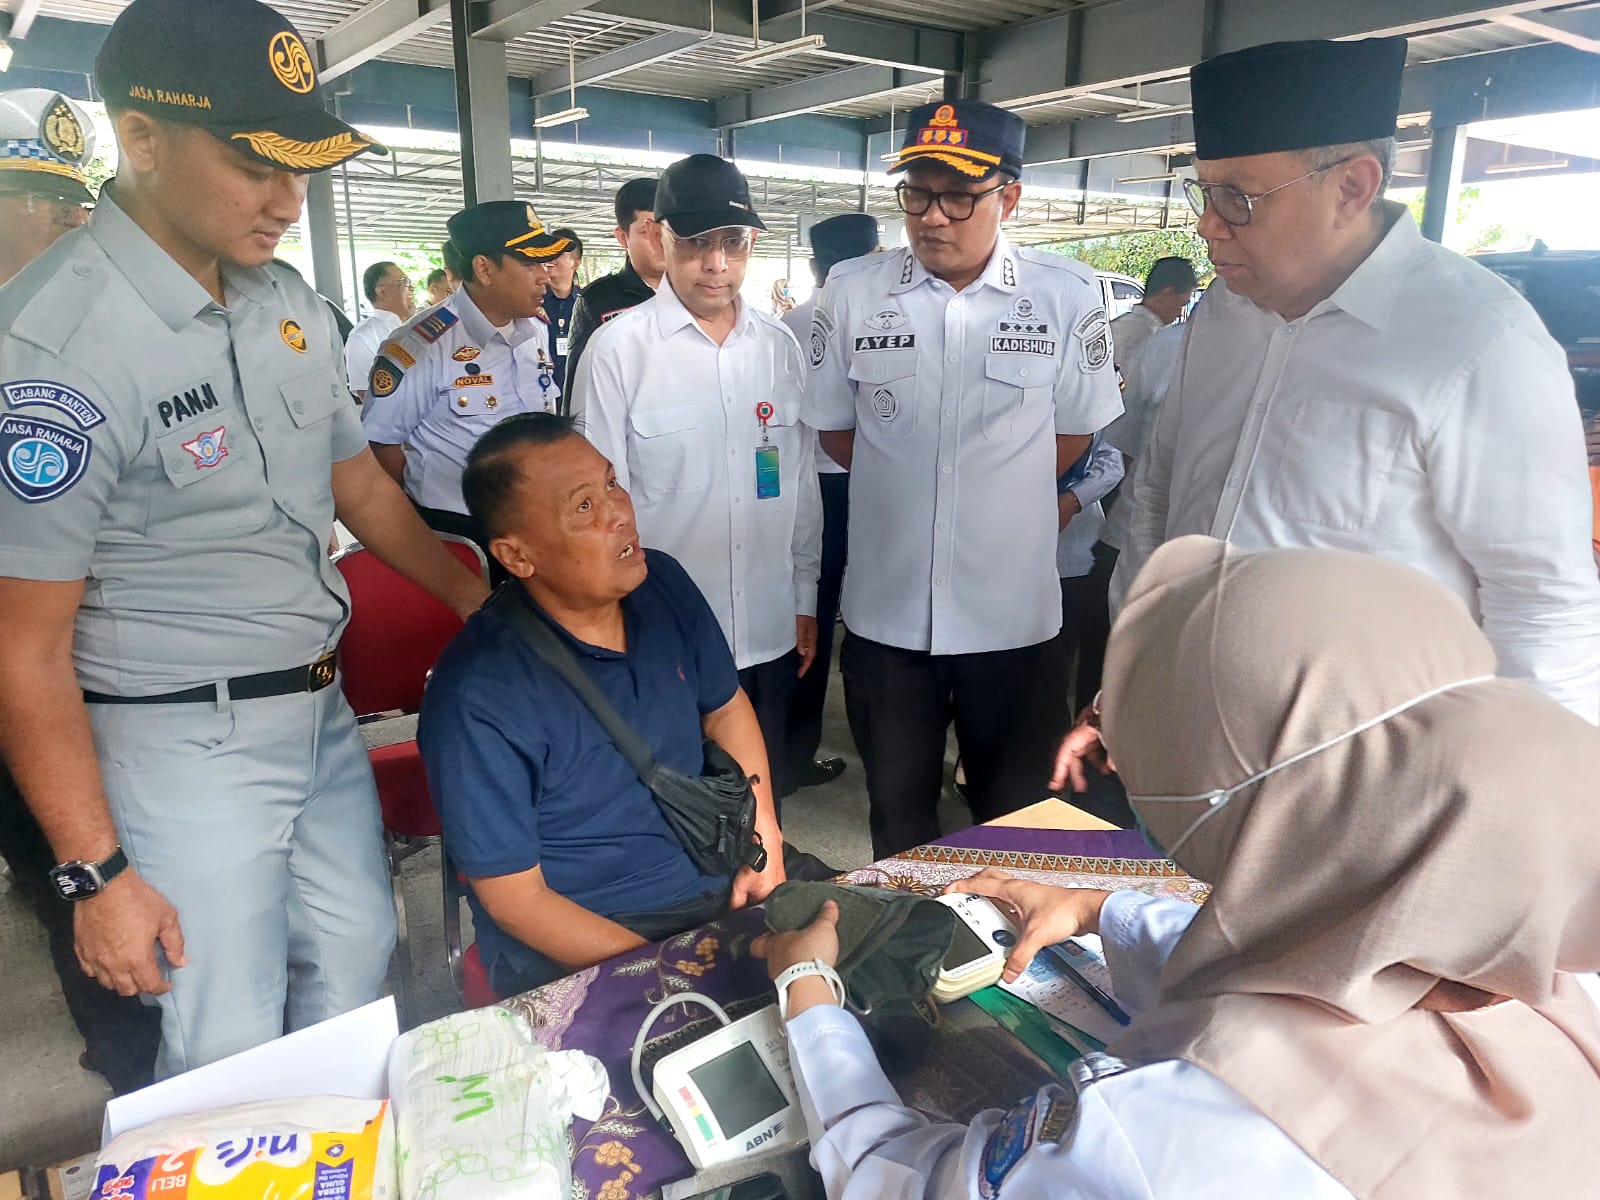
top-left (763, 881), bottom-right (956, 1015)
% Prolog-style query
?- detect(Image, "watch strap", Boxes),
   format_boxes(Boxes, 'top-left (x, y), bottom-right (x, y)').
top-left (98, 845), bottom-right (129, 887)
top-left (775, 959), bottom-right (845, 1022)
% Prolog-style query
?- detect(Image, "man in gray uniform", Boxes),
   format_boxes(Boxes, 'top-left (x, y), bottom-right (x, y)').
top-left (0, 0), bottom-right (489, 1078)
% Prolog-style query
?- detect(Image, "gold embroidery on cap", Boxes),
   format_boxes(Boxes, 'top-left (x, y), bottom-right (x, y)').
top-left (41, 98), bottom-right (87, 163)
top-left (230, 130), bottom-right (372, 170)
top-left (280, 319), bottom-right (307, 353)
top-left (269, 31), bottom-right (316, 95)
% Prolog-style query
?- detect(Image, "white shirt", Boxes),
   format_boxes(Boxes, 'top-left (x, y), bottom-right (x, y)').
top-left (1058, 437), bottom-right (1124, 578)
top-left (786, 891), bottom-right (1354, 1200)
top-left (344, 307), bottom-right (401, 396)
top-left (577, 282), bottom-right (823, 671)
top-left (804, 237), bottom-right (1124, 655)
top-left (783, 298), bottom-right (845, 475)
top-left (1116, 206), bottom-right (1600, 722)
top-left (1101, 321), bottom-right (1186, 553)
top-left (359, 289), bottom-right (560, 514)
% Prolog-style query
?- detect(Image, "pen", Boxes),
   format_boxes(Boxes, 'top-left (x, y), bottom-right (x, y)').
top-left (1045, 943), bottom-right (1132, 1027)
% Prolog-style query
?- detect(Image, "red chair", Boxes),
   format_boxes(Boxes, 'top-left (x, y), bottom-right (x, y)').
top-left (461, 943), bottom-right (501, 1010)
top-left (334, 532), bottom-right (489, 1019)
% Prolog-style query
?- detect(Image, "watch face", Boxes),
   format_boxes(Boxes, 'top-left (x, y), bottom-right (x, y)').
top-left (51, 863), bottom-right (101, 900)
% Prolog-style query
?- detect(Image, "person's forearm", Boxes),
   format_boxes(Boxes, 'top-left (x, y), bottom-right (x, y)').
top-left (334, 452), bottom-right (489, 618)
top-left (480, 882), bottom-right (647, 972)
top-left (818, 430), bottom-right (854, 472)
top-left (369, 442), bottom-right (406, 486)
top-left (1055, 433), bottom-right (1092, 480)
top-left (0, 606), bottom-right (118, 863)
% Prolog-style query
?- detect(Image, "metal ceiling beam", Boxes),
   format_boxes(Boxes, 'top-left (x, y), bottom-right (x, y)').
top-left (1496, 9), bottom-right (1600, 54)
top-left (7, 0), bottom-right (43, 40)
top-left (769, 12), bottom-right (962, 72)
top-left (531, 29), bottom-right (707, 97)
top-left (314, 0), bottom-right (452, 81)
top-left (970, 0), bottom-right (1568, 108)
top-left (470, 0), bottom-right (605, 42)
top-left (715, 64), bottom-right (939, 127)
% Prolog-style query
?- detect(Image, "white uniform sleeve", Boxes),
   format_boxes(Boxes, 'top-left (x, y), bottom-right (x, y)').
top-left (577, 332), bottom-right (633, 492)
top-left (1109, 333), bottom-right (1189, 616)
top-left (1426, 321), bottom-right (1600, 722)
top-left (1055, 292), bottom-right (1124, 437)
top-left (1067, 438), bottom-right (1125, 509)
top-left (344, 323), bottom-right (381, 396)
top-left (1095, 891), bottom-right (1200, 1017)
top-left (788, 339), bottom-right (824, 619)
top-left (802, 278), bottom-right (856, 433)
top-left (359, 346), bottom-right (434, 447)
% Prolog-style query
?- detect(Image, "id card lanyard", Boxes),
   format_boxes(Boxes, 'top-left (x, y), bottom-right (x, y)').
top-left (755, 401), bottom-right (780, 499)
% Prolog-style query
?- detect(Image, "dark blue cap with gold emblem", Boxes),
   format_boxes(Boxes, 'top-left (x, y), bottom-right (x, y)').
top-left (1190, 38), bottom-right (1406, 161)
top-left (890, 100), bottom-right (1025, 180)
top-left (446, 201), bottom-right (572, 263)
top-left (94, 0), bottom-right (384, 173)
top-left (0, 88), bottom-right (96, 203)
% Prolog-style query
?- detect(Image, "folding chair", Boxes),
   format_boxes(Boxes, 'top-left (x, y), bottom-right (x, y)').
top-left (334, 532), bottom-right (490, 1020)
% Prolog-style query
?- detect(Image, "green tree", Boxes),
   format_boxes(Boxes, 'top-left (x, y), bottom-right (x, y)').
top-left (1046, 229), bottom-right (1212, 284)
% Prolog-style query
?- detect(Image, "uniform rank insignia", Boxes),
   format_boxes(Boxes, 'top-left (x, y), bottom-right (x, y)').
top-left (383, 341), bottom-right (417, 369)
top-left (871, 386), bottom-right (898, 422)
top-left (809, 307), bottom-right (834, 369)
top-left (899, 250), bottom-right (915, 286)
top-left (369, 357), bottom-right (402, 398)
top-left (279, 318), bottom-right (308, 353)
top-left (0, 415), bottom-right (91, 503)
top-left (1075, 308), bottom-right (1111, 374)
top-left (1001, 256), bottom-right (1016, 287)
top-left (42, 96), bottom-right (88, 163)
top-left (181, 426), bottom-right (229, 468)
top-left (415, 309), bottom-right (460, 344)
top-left (3, 381), bottom-right (105, 430)
top-left (452, 345), bottom-right (480, 363)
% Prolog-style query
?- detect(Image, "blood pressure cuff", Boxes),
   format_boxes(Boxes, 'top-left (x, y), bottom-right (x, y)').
top-left (764, 882), bottom-right (956, 1014)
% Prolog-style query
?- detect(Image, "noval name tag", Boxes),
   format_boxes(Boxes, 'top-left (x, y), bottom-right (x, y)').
top-left (755, 445), bottom-right (780, 499)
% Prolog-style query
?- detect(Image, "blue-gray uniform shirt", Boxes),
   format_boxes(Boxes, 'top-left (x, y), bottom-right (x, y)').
top-left (0, 186), bottom-right (363, 695)
top-left (359, 287), bottom-right (559, 515)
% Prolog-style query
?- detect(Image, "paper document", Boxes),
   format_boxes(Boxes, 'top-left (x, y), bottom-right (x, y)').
top-left (999, 935), bottom-right (1126, 1045)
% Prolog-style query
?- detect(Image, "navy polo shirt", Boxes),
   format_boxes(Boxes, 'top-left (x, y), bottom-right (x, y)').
top-left (418, 550), bottom-right (739, 981)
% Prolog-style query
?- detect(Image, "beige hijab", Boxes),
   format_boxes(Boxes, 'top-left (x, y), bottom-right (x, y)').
top-left (1101, 536), bottom-right (1600, 1198)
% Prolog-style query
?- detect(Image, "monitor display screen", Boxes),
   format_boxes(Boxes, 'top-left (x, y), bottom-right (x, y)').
top-left (943, 917), bottom-right (993, 972)
top-left (689, 1041), bottom-right (787, 1136)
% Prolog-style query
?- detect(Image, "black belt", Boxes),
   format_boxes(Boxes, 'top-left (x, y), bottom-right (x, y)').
top-left (83, 653), bottom-right (338, 705)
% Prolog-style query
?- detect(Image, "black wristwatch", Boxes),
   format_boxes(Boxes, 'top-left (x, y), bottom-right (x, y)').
top-left (49, 846), bottom-right (129, 902)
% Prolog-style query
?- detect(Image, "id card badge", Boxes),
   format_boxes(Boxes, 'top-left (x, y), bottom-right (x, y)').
top-left (755, 445), bottom-right (781, 499)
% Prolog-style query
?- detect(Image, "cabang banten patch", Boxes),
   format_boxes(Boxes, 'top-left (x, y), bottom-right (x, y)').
top-left (990, 336), bottom-right (1057, 355)
top-left (2, 380), bottom-right (105, 429)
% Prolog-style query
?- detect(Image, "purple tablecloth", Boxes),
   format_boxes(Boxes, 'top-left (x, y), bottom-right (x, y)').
top-left (504, 823), bottom-right (1187, 1200)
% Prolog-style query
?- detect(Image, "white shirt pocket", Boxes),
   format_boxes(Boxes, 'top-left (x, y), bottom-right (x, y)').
top-left (1268, 395), bottom-right (1409, 532)
top-left (848, 351), bottom-right (919, 439)
top-left (629, 402), bottom-right (712, 493)
top-left (983, 351), bottom-right (1054, 442)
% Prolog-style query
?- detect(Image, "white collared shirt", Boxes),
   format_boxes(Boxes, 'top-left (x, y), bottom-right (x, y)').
top-left (359, 289), bottom-right (559, 514)
top-left (344, 307), bottom-right (401, 396)
top-left (1115, 205), bottom-right (1600, 721)
top-left (783, 298), bottom-right (845, 475)
top-left (576, 282), bottom-right (823, 671)
top-left (804, 235), bottom-right (1124, 655)
top-left (1102, 320), bottom-right (1187, 552)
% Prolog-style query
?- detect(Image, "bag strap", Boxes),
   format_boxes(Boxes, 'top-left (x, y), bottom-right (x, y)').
top-left (489, 586), bottom-right (661, 787)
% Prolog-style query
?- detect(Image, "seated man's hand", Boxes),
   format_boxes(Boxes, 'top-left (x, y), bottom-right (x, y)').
top-left (1049, 706), bottom-right (1115, 794)
top-left (945, 869), bottom-right (1112, 984)
top-left (728, 833), bottom-right (787, 910)
top-left (751, 898), bottom-right (840, 980)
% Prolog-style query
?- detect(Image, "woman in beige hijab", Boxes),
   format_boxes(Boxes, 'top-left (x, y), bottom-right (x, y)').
top-left (756, 535), bottom-right (1600, 1200)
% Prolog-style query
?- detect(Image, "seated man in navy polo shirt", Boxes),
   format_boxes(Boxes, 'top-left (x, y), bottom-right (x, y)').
top-left (419, 412), bottom-right (787, 996)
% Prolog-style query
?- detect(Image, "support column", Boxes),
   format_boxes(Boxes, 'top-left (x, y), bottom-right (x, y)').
top-left (305, 170), bottom-right (346, 312)
top-left (450, 0), bottom-right (514, 206)
top-left (1420, 124), bottom-right (1467, 245)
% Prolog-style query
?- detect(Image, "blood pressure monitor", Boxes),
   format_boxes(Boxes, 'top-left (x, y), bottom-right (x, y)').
top-left (931, 893), bottom-right (1020, 1003)
top-left (631, 994), bottom-right (806, 1170)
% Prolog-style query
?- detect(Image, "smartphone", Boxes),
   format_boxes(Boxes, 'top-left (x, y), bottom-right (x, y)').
top-left (682, 1172), bottom-right (790, 1200)
top-left (930, 893), bottom-right (1018, 1003)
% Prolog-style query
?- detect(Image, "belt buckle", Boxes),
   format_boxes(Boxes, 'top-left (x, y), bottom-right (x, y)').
top-left (308, 653), bottom-right (337, 692)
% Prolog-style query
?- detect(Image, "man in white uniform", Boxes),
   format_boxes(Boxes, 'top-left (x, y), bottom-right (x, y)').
top-left (345, 261), bottom-right (414, 399)
top-left (1105, 256), bottom-right (1196, 409)
top-left (1117, 37), bottom-right (1600, 721)
top-left (361, 201), bottom-right (566, 548)
top-left (578, 154), bottom-right (823, 804)
top-left (805, 101), bottom-right (1123, 855)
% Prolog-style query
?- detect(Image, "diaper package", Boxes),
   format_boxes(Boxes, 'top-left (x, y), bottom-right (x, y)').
top-left (389, 1006), bottom-right (608, 1200)
top-left (89, 1096), bottom-right (395, 1200)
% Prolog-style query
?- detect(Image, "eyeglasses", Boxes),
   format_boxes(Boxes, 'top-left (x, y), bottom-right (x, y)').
top-left (667, 231), bottom-right (755, 261)
top-left (895, 180), bottom-right (1008, 222)
top-left (1181, 158), bottom-right (1353, 228)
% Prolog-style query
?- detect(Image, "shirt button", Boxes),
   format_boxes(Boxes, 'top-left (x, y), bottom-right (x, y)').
top-left (941, 464), bottom-right (952, 475)
top-left (169, 458), bottom-right (185, 471)
top-left (938, 521), bottom-right (949, 532)
top-left (735, 543), bottom-right (742, 551)
top-left (947, 354), bottom-right (958, 365)
top-left (935, 577), bottom-right (945, 587)
top-left (253, 418), bottom-right (265, 431)
top-left (944, 409), bottom-right (954, 420)
top-left (292, 401), bottom-right (305, 414)
top-left (73, 265), bottom-right (91, 278)
top-left (1019, 368), bottom-right (1029, 378)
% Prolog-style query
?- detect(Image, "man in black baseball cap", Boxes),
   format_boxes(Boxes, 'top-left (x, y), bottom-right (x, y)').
top-left (0, 0), bottom-right (491, 1080)
top-left (94, 0), bottom-right (382, 172)
top-left (654, 153), bottom-right (767, 237)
